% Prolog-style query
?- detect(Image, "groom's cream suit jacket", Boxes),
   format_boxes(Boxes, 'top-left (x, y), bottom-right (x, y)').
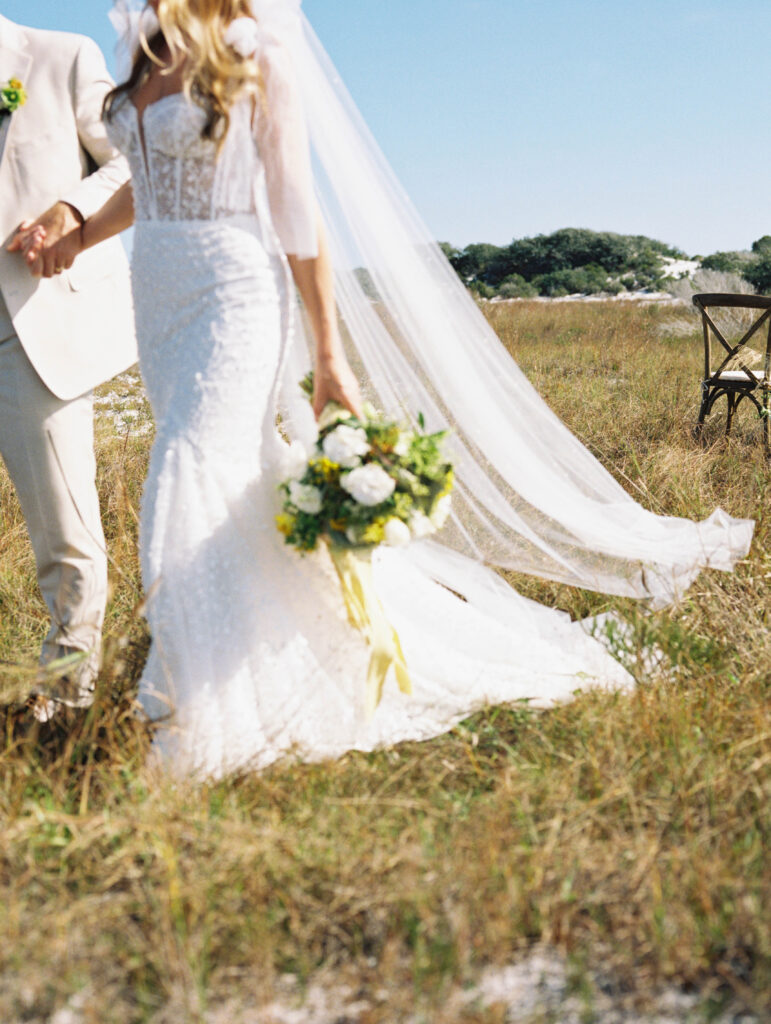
top-left (0, 15), bottom-right (136, 400)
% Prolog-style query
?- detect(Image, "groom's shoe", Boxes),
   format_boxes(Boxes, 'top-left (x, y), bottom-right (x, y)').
top-left (33, 646), bottom-right (99, 721)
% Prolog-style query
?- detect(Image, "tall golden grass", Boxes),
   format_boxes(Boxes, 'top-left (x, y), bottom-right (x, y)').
top-left (0, 300), bottom-right (769, 1022)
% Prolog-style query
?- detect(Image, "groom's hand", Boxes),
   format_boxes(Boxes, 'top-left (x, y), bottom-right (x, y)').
top-left (7, 201), bottom-right (84, 278)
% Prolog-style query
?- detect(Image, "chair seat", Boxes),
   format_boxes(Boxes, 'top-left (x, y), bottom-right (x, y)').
top-left (711, 369), bottom-right (766, 383)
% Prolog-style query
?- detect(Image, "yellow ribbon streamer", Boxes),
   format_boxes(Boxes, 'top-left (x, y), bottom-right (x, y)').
top-left (329, 545), bottom-right (412, 718)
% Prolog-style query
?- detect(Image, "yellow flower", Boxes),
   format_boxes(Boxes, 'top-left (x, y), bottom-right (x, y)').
top-left (329, 517), bottom-right (348, 532)
top-left (309, 456), bottom-right (340, 482)
top-left (9, 79), bottom-right (23, 90)
top-left (275, 513), bottom-right (296, 536)
top-left (361, 519), bottom-right (385, 544)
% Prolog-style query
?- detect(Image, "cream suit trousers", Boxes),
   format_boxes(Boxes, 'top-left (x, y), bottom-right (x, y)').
top-left (0, 334), bottom-right (106, 666)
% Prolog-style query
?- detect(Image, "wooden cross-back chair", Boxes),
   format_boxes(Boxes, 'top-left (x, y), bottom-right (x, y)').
top-left (692, 292), bottom-right (771, 455)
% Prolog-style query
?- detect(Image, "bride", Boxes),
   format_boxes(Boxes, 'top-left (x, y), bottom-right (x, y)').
top-left (25, 0), bottom-right (753, 777)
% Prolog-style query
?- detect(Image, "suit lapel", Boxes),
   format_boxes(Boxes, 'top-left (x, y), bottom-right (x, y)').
top-left (0, 18), bottom-right (33, 174)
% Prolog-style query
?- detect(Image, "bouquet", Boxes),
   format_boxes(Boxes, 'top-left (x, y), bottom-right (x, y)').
top-left (276, 381), bottom-right (454, 715)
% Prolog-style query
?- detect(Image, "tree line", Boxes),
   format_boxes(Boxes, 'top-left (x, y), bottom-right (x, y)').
top-left (437, 228), bottom-right (771, 298)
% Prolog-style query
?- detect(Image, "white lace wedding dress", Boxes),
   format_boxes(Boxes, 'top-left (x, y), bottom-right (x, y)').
top-left (105, 82), bottom-right (637, 779)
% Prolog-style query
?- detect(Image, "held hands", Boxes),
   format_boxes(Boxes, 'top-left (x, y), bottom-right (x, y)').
top-left (7, 201), bottom-right (84, 278)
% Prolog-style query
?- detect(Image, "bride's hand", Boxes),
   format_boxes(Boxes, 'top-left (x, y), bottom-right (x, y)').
top-left (312, 357), bottom-right (363, 419)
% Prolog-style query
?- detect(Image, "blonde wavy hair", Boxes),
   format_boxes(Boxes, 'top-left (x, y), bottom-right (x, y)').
top-left (105, 0), bottom-right (259, 144)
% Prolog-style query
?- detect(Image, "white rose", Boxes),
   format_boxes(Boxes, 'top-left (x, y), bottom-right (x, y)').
top-left (322, 424), bottom-right (370, 468)
top-left (384, 517), bottom-right (411, 547)
top-left (288, 481), bottom-right (323, 515)
top-left (341, 463), bottom-right (396, 506)
top-left (429, 494), bottom-right (452, 529)
top-left (224, 17), bottom-right (261, 57)
top-left (280, 440), bottom-right (308, 481)
top-left (408, 511), bottom-right (435, 539)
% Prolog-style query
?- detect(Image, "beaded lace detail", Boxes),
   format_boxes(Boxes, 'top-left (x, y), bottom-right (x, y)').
top-left (107, 95), bottom-right (258, 223)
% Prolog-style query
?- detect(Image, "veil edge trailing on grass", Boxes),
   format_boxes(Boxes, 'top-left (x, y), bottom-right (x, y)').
top-left (109, 0), bottom-right (754, 605)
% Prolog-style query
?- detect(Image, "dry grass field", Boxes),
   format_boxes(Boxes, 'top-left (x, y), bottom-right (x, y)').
top-left (0, 299), bottom-right (769, 1023)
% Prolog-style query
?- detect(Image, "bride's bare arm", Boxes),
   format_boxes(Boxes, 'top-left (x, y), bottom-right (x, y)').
top-left (80, 181), bottom-right (135, 250)
top-left (287, 215), bottom-right (362, 419)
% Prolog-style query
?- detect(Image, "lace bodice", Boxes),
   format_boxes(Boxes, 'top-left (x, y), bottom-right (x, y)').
top-left (107, 95), bottom-right (252, 221)
top-left (104, 33), bottom-right (317, 257)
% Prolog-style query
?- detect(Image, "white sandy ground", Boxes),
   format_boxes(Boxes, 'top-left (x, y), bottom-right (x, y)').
top-left (40, 950), bottom-right (758, 1024)
top-left (659, 256), bottom-right (701, 281)
top-left (489, 290), bottom-right (684, 304)
top-left (487, 255), bottom-right (702, 306)
top-left (93, 369), bottom-right (154, 435)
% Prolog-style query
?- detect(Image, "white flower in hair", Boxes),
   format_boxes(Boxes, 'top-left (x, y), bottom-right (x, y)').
top-left (224, 16), bottom-right (261, 57)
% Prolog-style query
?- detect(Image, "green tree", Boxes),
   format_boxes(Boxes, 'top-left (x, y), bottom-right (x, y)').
top-left (743, 254), bottom-right (771, 293)
top-left (701, 251), bottom-right (747, 274)
top-left (494, 229), bottom-right (678, 286)
top-left (451, 243), bottom-right (504, 283)
top-left (532, 264), bottom-right (614, 296)
top-left (469, 279), bottom-right (496, 299)
top-left (498, 274), bottom-right (538, 299)
top-left (625, 249), bottom-right (664, 290)
top-left (438, 242), bottom-right (461, 263)
top-left (440, 228), bottom-right (683, 294)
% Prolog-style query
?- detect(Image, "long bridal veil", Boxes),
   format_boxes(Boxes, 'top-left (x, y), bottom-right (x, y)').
top-left (279, 3), bottom-right (753, 604)
top-left (110, 0), bottom-right (753, 606)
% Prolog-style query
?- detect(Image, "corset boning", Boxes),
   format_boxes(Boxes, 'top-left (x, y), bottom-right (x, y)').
top-left (106, 94), bottom-right (261, 223)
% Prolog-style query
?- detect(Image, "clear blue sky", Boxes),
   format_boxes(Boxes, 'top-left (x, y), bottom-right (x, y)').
top-left (4, 0), bottom-right (770, 255)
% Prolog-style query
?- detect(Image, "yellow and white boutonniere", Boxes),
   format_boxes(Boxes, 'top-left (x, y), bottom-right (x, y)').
top-left (0, 78), bottom-right (28, 117)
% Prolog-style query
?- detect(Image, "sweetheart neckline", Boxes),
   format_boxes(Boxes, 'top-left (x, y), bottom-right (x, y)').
top-left (129, 92), bottom-right (190, 120)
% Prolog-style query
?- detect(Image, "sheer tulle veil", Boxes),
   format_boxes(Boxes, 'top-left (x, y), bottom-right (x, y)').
top-left (109, 0), bottom-right (754, 606)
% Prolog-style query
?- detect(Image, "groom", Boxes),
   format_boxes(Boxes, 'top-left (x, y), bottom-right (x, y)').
top-left (0, 14), bottom-right (136, 709)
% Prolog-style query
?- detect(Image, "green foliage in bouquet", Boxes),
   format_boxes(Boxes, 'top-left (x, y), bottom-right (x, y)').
top-left (277, 376), bottom-right (454, 552)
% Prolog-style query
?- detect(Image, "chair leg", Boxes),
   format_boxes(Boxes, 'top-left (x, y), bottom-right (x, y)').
top-left (725, 393), bottom-right (736, 437)
top-left (694, 385), bottom-right (710, 442)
